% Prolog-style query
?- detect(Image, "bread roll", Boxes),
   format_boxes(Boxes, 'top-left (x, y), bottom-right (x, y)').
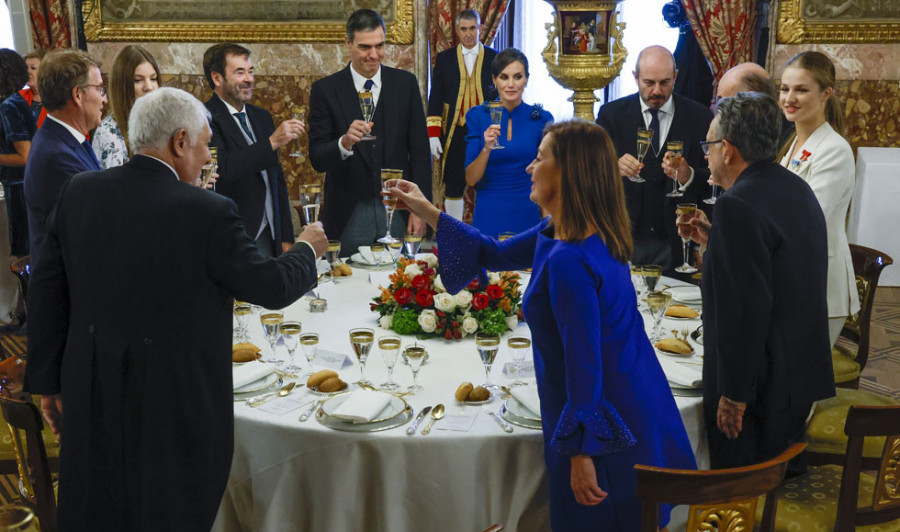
top-left (455, 382), bottom-right (474, 402)
top-left (468, 386), bottom-right (491, 402)
top-left (317, 376), bottom-right (347, 393)
top-left (232, 342), bottom-right (261, 363)
top-left (307, 369), bottom-right (339, 389)
top-left (655, 338), bottom-right (693, 354)
top-left (336, 263), bottom-right (352, 276)
top-left (665, 305), bottom-right (699, 319)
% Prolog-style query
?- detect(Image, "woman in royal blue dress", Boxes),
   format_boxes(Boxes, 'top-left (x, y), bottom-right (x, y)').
top-left (465, 48), bottom-right (552, 238)
top-left (389, 120), bottom-right (695, 531)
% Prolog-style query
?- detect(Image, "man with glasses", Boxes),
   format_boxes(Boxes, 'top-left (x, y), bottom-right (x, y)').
top-left (24, 49), bottom-right (106, 268)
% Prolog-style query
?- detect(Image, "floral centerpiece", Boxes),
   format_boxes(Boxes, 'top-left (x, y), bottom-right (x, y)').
top-left (370, 254), bottom-right (522, 340)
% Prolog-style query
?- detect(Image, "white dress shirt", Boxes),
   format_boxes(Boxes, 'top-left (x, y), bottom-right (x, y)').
top-left (639, 95), bottom-right (693, 188)
top-left (461, 43), bottom-right (481, 76)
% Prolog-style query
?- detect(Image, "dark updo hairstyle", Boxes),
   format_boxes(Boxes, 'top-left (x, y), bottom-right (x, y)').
top-left (491, 48), bottom-right (529, 78)
top-left (0, 49), bottom-right (28, 100)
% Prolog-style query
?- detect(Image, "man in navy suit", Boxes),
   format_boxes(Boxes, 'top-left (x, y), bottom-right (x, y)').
top-left (24, 49), bottom-right (105, 269)
top-left (309, 9), bottom-right (431, 256)
top-left (203, 43), bottom-right (305, 257)
top-left (596, 45), bottom-right (712, 269)
top-left (685, 92), bottom-right (833, 471)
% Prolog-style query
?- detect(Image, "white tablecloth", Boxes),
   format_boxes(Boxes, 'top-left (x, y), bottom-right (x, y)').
top-left (849, 148), bottom-right (900, 286)
top-left (212, 270), bottom-right (705, 532)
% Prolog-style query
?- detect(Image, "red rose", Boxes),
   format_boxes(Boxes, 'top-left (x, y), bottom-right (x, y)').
top-left (486, 285), bottom-right (503, 300)
top-left (394, 287), bottom-right (413, 305)
top-left (416, 290), bottom-right (434, 307)
top-left (467, 278), bottom-right (480, 290)
top-left (423, 267), bottom-right (436, 277)
top-left (412, 274), bottom-right (431, 291)
top-left (472, 293), bottom-right (489, 310)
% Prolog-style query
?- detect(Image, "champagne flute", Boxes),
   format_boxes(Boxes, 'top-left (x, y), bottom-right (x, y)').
top-left (378, 169), bottom-right (402, 244)
top-left (387, 241), bottom-right (403, 265)
top-left (404, 233), bottom-right (422, 258)
top-left (200, 146), bottom-right (218, 189)
top-left (488, 101), bottom-right (505, 150)
top-left (260, 310), bottom-right (284, 364)
top-left (349, 327), bottom-right (375, 386)
top-left (370, 243), bottom-right (386, 269)
top-left (404, 344), bottom-right (427, 393)
top-left (289, 106), bottom-right (307, 159)
top-left (475, 332), bottom-right (501, 388)
top-left (233, 300), bottom-right (252, 342)
top-left (295, 184), bottom-right (321, 226)
top-left (631, 128), bottom-right (653, 183)
top-left (507, 336), bottom-right (531, 387)
top-left (674, 203), bottom-right (698, 274)
top-left (665, 140), bottom-right (684, 197)
top-left (358, 91), bottom-right (375, 141)
top-left (378, 334), bottom-right (401, 390)
top-left (642, 264), bottom-right (662, 295)
top-left (325, 240), bottom-right (341, 284)
top-left (281, 321), bottom-right (302, 372)
top-left (704, 185), bottom-right (720, 205)
top-left (646, 291), bottom-right (673, 342)
top-left (299, 332), bottom-right (319, 378)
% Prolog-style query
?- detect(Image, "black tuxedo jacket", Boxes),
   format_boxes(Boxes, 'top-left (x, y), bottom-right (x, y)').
top-left (205, 94), bottom-right (293, 251)
top-left (596, 93), bottom-right (713, 264)
top-left (427, 45), bottom-right (498, 141)
top-left (24, 155), bottom-right (317, 530)
top-left (308, 65), bottom-right (431, 238)
top-left (701, 161), bottom-right (834, 467)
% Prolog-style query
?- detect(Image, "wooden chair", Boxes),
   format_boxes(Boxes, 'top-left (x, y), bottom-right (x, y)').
top-left (0, 395), bottom-right (56, 532)
top-left (634, 443), bottom-right (805, 532)
top-left (9, 256), bottom-right (29, 307)
top-left (833, 244), bottom-right (893, 389)
top-left (766, 405), bottom-right (900, 531)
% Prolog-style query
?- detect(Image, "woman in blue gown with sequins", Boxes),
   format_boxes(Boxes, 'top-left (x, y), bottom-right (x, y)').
top-left (465, 48), bottom-right (552, 238)
top-left (388, 120), bottom-right (696, 531)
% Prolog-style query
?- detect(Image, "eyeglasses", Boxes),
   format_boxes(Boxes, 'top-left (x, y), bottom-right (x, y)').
top-left (699, 139), bottom-right (724, 155)
top-left (82, 84), bottom-right (106, 97)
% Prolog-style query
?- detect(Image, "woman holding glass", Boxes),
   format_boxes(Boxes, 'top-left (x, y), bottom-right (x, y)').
top-left (464, 48), bottom-right (552, 239)
top-left (779, 51), bottom-right (859, 347)
top-left (92, 45), bottom-right (160, 169)
top-left (388, 120), bottom-right (695, 531)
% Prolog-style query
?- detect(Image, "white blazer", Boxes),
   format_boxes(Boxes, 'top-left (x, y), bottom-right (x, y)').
top-left (780, 121), bottom-right (860, 318)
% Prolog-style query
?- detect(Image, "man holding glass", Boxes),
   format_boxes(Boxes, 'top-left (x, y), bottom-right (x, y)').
top-left (309, 9), bottom-right (431, 256)
top-left (595, 45), bottom-right (712, 269)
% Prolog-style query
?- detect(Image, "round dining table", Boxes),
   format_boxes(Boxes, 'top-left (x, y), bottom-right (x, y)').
top-left (212, 265), bottom-right (707, 532)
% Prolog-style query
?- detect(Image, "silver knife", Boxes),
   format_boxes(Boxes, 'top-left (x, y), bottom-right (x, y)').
top-left (406, 406), bottom-right (432, 435)
top-left (483, 407), bottom-right (513, 433)
top-left (299, 400), bottom-right (322, 422)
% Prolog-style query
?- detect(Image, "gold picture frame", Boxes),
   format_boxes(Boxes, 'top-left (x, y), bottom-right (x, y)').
top-left (81, 0), bottom-right (415, 43)
top-left (777, 0), bottom-right (900, 44)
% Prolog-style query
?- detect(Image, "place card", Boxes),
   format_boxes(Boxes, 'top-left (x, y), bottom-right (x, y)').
top-left (435, 406), bottom-right (479, 432)
top-left (258, 394), bottom-right (314, 415)
top-left (502, 361), bottom-right (535, 379)
top-left (316, 349), bottom-right (354, 370)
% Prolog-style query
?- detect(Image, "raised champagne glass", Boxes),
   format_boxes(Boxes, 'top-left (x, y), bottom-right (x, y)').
top-left (359, 91), bottom-right (375, 141)
top-left (349, 327), bottom-right (375, 386)
top-left (404, 233), bottom-right (422, 258)
top-left (325, 240), bottom-right (341, 284)
top-left (378, 168), bottom-right (402, 243)
top-left (200, 146), bottom-right (217, 189)
top-left (281, 321), bottom-right (302, 372)
top-left (665, 140), bottom-right (684, 197)
top-left (507, 336), bottom-right (532, 387)
top-left (260, 310), bottom-right (284, 364)
top-left (632, 128), bottom-right (653, 183)
top-left (295, 184), bottom-right (322, 226)
top-left (404, 344), bottom-right (427, 393)
top-left (289, 106), bottom-right (307, 159)
top-left (233, 300), bottom-right (252, 342)
top-left (378, 335), bottom-right (401, 390)
top-left (675, 203), bottom-right (699, 273)
top-left (299, 332), bottom-right (319, 378)
top-left (642, 264), bottom-right (662, 295)
top-left (475, 332), bottom-right (501, 388)
top-left (488, 101), bottom-right (505, 150)
top-left (647, 291), bottom-right (673, 342)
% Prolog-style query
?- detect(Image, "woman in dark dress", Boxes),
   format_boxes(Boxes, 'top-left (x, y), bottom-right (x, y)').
top-left (0, 49), bottom-right (33, 257)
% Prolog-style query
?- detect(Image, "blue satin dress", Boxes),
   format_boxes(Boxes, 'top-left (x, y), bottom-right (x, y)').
top-left (435, 214), bottom-right (696, 531)
top-left (465, 102), bottom-right (551, 238)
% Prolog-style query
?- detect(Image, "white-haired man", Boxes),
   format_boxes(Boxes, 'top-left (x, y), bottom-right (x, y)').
top-left (24, 87), bottom-right (327, 531)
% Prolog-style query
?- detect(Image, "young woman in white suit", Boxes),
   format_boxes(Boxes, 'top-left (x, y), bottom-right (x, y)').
top-left (779, 51), bottom-right (860, 347)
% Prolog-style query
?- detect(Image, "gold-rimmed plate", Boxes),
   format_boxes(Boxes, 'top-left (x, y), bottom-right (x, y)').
top-left (318, 393), bottom-right (409, 425)
top-left (234, 372), bottom-right (278, 394)
top-left (499, 404), bottom-right (542, 430)
top-left (308, 383), bottom-right (351, 396)
top-left (505, 397), bottom-right (541, 422)
top-left (234, 376), bottom-right (283, 401)
top-left (457, 396), bottom-right (494, 406)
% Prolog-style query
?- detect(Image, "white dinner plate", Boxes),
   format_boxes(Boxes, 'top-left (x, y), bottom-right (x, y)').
top-left (233, 376), bottom-right (282, 401)
top-left (665, 286), bottom-right (702, 304)
top-left (234, 372), bottom-right (278, 394)
top-left (457, 396), bottom-right (494, 406)
top-left (320, 393), bottom-right (408, 424)
top-left (505, 397), bottom-right (541, 422)
top-left (499, 404), bottom-right (542, 430)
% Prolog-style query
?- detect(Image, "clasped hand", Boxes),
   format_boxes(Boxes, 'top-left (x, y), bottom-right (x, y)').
top-left (483, 124), bottom-right (501, 150)
top-left (270, 118), bottom-right (306, 150)
top-left (662, 151), bottom-right (690, 184)
top-left (676, 208), bottom-right (711, 250)
top-left (341, 119), bottom-right (374, 151)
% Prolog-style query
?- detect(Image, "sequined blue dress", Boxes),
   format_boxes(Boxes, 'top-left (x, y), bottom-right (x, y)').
top-left (436, 213), bottom-right (696, 531)
top-left (465, 102), bottom-right (551, 238)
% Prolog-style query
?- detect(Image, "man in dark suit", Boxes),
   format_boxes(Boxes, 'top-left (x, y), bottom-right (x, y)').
top-left (426, 9), bottom-right (497, 221)
top-left (24, 87), bottom-right (326, 531)
top-left (716, 62), bottom-right (795, 150)
top-left (24, 49), bottom-right (105, 269)
top-left (309, 9), bottom-right (431, 256)
top-left (686, 92), bottom-right (833, 471)
top-left (596, 45), bottom-right (712, 269)
top-left (203, 43), bottom-right (305, 257)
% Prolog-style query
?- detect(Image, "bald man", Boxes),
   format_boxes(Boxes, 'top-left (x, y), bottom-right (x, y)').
top-left (716, 62), bottom-right (794, 149)
top-left (596, 45), bottom-right (713, 269)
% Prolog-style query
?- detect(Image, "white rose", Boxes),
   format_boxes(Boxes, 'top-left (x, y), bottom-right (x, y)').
top-left (488, 272), bottom-right (501, 285)
top-left (418, 310), bottom-right (437, 333)
top-left (453, 290), bottom-right (473, 308)
top-left (506, 315), bottom-right (518, 331)
top-left (461, 315), bottom-right (479, 336)
top-left (433, 292), bottom-right (456, 313)
top-left (433, 275), bottom-right (446, 293)
top-left (379, 314), bottom-right (393, 330)
top-left (420, 253), bottom-right (438, 269)
top-left (404, 263), bottom-right (423, 279)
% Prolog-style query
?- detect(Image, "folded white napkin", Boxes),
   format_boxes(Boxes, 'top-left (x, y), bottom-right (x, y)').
top-left (331, 390), bottom-right (393, 423)
top-left (357, 246), bottom-right (376, 264)
top-left (657, 357), bottom-right (703, 388)
top-left (510, 386), bottom-right (541, 418)
top-left (233, 362), bottom-right (276, 390)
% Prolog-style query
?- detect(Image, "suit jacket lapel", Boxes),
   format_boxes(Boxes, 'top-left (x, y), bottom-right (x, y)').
top-left (336, 66), bottom-right (374, 171)
top-left (209, 95), bottom-right (251, 148)
top-left (48, 120), bottom-right (100, 171)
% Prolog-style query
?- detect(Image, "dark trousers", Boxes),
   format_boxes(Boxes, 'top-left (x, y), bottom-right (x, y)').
top-left (443, 125), bottom-right (468, 198)
top-left (255, 229), bottom-right (276, 258)
top-left (3, 182), bottom-right (28, 257)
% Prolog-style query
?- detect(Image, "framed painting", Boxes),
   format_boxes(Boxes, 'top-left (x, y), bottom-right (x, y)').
top-left (777, 0), bottom-right (900, 43)
top-left (81, 0), bottom-right (415, 43)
